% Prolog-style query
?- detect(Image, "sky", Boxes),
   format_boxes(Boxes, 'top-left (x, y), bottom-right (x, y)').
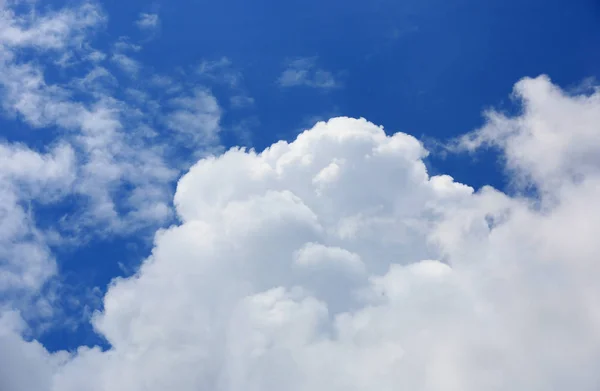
top-left (1, 0), bottom-right (600, 390)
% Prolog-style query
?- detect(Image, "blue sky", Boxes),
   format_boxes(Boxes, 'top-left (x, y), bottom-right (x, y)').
top-left (2, 0), bottom-right (600, 389)
top-left (98, 0), bottom-right (600, 184)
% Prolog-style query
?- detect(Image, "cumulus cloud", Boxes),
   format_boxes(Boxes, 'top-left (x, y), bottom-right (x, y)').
top-left (278, 57), bottom-right (339, 89)
top-left (3, 75), bottom-right (600, 390)
top-left (457, 75), bottom-right (600, 193)
top-left (1, 3), bottom-right (600, 390)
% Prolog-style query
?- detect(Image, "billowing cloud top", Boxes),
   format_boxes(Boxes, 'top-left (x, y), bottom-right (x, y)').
top-left (4, 74), bottom-right (600, 390)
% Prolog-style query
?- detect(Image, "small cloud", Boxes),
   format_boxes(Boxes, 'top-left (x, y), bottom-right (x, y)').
top-left (111, 53), bottom-right (140, 75)
top-left (278, 57), bottom-right (340, 89)
top-left (110, 38), bottom-right (141, 76)
top-left (197, 57), bottom-right (232, 74)
top-left (113, 37), bottom-right (142, 53)
top-left (136, 13), bottom-right (160, 31)
top-left (149, 74), bottom-right (182, 94)
top-left (86, 50), bottom-right (106, 63)
top-left (197, 57), bottom-right (241, 88)
top-left (72, 66), bottom-right (118, 94)
top-left (165, 89), bottom-right (222, 145)
top-left (54, 52), bottom-right (77, 68)
top-left (230, 95), bottom-right (254, 108)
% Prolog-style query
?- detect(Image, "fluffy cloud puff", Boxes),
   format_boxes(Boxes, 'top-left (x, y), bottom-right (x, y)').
top-left (5, 76), bottom-right (600, 390)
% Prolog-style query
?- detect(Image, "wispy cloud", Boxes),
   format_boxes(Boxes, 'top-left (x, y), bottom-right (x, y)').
top-left (110, 38), bottom-right (142, 76)
top-left (196, 57), bottom-right (255, 113)
top-left (113, 37), bottom-right (142, 53)
top-left (197, 57), bottom-right (242, 88)
top-left (0, 3), bottom-right (105, 50)
top-left (0, 0), bottom-right (226, 313)
top-left (135, 12), bottom-right (160, 31)
top-left (165, 88), bottom-right (222, 146)
top-left (278, 57), bottom-right (340, 89)
top-left (230, 95), bottom-right (255, 108)
top-left (111, 53), bottom-right (141, 75)
top-left (86, 49), bottom-right (106, 63)
top-left (0, 142), bottom-right (75, 296)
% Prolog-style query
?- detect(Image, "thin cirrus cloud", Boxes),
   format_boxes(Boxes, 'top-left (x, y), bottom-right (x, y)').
top-left (278, 57), bottom-right (340, 89)
top-left (111, 53), bottom-right (141, 75)
top-left (2, 1), bottom-right (600, 391)
top-left (197, 57), bottom-right (239, 85)
top-left (165, 88), bottom-right (222, 146)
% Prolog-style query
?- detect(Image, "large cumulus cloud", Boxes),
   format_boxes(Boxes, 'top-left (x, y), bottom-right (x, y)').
top-left (5, 76), bottom-right (600, 390)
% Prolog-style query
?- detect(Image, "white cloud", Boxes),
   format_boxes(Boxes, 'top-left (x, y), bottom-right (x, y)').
top-left (0, 14), bottom-right (257, 381)
top-left (0, 58), bottom-right (172, 230)
top-left (0, 142), bottom-right (75, 302)
top-left (111, 53), bottom-right (141, 75)
top-left (293, 242), bottom-right (366, 275)
top-left (109, 39), bottom-right (142, 76)
top-left (230, 95), bottom-right (255, 108)
top-left (0, 0), bottom-right (226, 238)
top-left (4, 76), bottom-right (600, 390)
top-left (197, 57), bottom-right (232, 74)
top-left (0, 8), bottom-right (229, 376)
top-left (72, 66), bottom-right (118, 94)
top-left (0, 2), bottom-right (104, 50)
top-left (278, 57), bottom-right (339, 89)
top-left (0, 1), bottom-right (95, 305)
top-left (135, 13), bottom-right (159, 31)
top-left (113, 38), bottom-right (142, 53)
top-left (457, 75), bottom-right (600, 194)
top-left (86, 50), bottom-right (107, 63)
top-left (2, 2), bottom-right (600, 390)
top-left (196, 58), bottom-right (253, 114)
top-left (197, 57), bottom-right (242, 88)
top-left (0, 312), bottom-right (66, 391)
top-left (0, 0), bottom-right (222, 319)
top-left (165, 88), bottom-right (222, 146)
